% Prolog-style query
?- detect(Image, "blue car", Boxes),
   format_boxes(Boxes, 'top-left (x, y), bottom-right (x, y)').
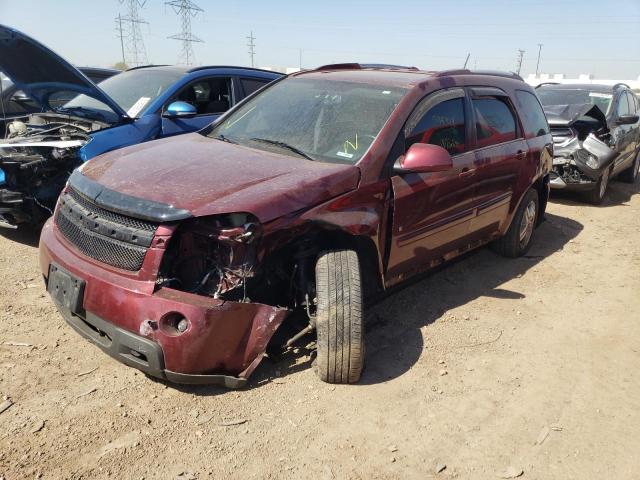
top-left (0, 24), bottom-right (282, 227)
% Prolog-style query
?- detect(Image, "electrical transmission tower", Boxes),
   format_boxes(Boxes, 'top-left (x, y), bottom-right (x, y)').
top-left (166, 0), bottom-right (204, 66)
top-left (516, 49), bottom-right (525, 75)
top-left (247, 31), bottom-right (256, 67)
top-left (116, 0), bottom-right (149, 67)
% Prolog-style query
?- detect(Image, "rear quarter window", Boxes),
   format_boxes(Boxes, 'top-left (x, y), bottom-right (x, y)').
top-left (515, 90), bottom-right (550, 138)
top-left (472, 97), bottom-right (518, 148)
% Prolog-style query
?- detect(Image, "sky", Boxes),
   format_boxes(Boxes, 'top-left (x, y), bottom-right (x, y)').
top-left (1, 0), bottom-right (639, 79)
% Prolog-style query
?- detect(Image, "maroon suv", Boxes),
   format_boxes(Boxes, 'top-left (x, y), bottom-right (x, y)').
top-left (39, 64), bottom-right (552, 387)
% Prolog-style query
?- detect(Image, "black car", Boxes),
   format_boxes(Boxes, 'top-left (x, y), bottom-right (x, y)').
top-left (536, 83), bottom-right (640, 203)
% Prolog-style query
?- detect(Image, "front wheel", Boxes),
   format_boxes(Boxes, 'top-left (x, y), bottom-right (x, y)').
top-left (491, 188), bottom-right (539, 258)
top-left (586, 166), bottom-right (611, 204)
top-left (315, 250), bottom-right (364, 384)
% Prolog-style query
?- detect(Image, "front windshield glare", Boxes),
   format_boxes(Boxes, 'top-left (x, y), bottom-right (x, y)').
top-left (209, 78), bottom-right (406, 164)
top-left (65, 69), bottom-right (184, 117)
top-left (537, 88), bottom-right (613, 115)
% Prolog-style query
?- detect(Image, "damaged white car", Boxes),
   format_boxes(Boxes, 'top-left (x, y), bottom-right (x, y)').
top-left (536, 83), bottom-right (640, 204)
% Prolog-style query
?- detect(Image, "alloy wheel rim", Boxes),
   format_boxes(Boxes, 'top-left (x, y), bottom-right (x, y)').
top-left (519, 200), bottom-right (536, 246)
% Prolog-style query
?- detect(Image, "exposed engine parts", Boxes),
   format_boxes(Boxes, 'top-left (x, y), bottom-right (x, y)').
top-left (0, 114), bottom-right (103, 224)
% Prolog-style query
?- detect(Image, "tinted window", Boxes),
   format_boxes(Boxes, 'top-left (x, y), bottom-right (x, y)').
top-left (176, 77), bottom-right (231, 115)
top-left (406, 98), bottom-right (466, 155)
top-left (515, 90), bottom-right (549, 138)
top-left (241, 78), bottom-right (270, 96)
top-left (473, 98), bottom-right (517, 148)
top-left (616, 93), bottom-right (630, 117)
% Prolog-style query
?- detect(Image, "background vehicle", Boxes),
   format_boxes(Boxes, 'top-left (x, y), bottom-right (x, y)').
top-left (536, 83), bottom-right (640, 203)
top-left (0, 24), bottom-right (282, 227)
top-left (40, 65), bottom-right (552, 387)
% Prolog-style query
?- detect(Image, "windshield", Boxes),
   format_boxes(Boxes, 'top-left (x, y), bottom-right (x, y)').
top-left (208, 77), bottom-right (406, 164)
top-left (537, 87), bottom-right (613, 115)
top-left (64, 69), bottom-right (184, 118)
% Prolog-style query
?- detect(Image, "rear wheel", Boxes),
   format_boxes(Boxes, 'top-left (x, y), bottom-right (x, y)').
top-left (618, 150), bottom-right (640, 183)
top-left (315, 250), bottom-right (364, 384)
top-left (586, 166), bottom-right (611, 204)
top-left (492, 188), bottom-right (539, 258)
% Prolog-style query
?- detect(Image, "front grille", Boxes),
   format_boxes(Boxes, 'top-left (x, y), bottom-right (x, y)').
top-left (55, 188), bottom-right (159, 271)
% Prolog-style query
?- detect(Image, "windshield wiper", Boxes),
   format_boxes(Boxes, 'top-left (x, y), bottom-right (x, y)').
top-left (56, 106), bottom-right (106, 122)
top-left (250, 137), bottom-right (315, 161)
top-left (214, 134), bottom-right (238, 144)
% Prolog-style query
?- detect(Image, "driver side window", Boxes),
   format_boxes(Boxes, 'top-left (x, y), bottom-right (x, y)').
top-left (174, 77), bottom-right (232, 115)
top-left (406, 97), bottom-right (466, 155)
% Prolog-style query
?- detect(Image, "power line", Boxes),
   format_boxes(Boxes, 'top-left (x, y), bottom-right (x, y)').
top-left (516, 49), bottom-right (525, 75)
top-left (117, 0), bottom-right (149, 67)
top-left (166, 0), bottom-right (204, 66)
top-left (247, 31), bottom-right (256, 68)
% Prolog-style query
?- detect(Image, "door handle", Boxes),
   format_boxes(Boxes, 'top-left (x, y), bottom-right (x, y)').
top-left (459, 168), bottom-right (476, 178)
top-left (516, 150), bottom-right (527, 161)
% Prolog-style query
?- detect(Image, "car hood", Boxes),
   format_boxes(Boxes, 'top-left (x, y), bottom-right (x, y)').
top-left (79, 133), bottom-right (361, 223)
top-left (543, 103), bottom-right (608, 128)
top-left (0, 24), bottom-right (128, 119)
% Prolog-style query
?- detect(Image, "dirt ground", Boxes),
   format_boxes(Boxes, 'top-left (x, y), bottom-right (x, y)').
top-left (1, 179), bottom-right (639, 480)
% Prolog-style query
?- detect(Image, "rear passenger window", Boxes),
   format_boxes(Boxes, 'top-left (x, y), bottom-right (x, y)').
top-left (406, 98), bottom-right (466, 155)
top-left (241, 78), bottom-right (270, 96)
top-left (515, 90), bottom-right (549, 138)
top-left (616, 93), bottom-right (630, 117)
top-left (473, 98), bottom-right (517, 148)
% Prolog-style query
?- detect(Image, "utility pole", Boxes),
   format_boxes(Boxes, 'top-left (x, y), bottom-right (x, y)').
top-left (535, 43), bottom-right (543, 76)
top-left (247, 31), bottom-right (256, 68)
top-left (516, 49), bottom-right (525, 75)
top-left (463, 53), bottom-right (470, 69)
top-left (117, 0), bottom-right (149, 67)
top-left (115, 14), bottom-right (126, 65)
top-left (166, 0), bottom-right (204, 66)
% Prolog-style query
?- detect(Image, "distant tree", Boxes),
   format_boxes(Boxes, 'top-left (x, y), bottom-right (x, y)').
top-left (112, 62), bottom-right (129, 71)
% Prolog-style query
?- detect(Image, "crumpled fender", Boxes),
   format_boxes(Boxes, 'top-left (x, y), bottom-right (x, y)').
top-left (553, 133), bottom-right (616, 180)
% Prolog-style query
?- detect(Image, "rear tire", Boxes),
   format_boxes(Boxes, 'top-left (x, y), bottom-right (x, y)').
top-left (586, 166), bottom-right (611, 204)
top-left (492, 188), bottom-right (539, 258)
top-left (618, 150), bottom-right (639, 184)
top-left (315, 250), bottom-right (364, 384)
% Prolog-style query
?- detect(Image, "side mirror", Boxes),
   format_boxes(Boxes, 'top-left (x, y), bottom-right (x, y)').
top-left (616, 114), bottom-right (639, 126)
top-left (163, 101), bottom-right (197, 119)
top-left (395, 143), bottom-right (453, 174)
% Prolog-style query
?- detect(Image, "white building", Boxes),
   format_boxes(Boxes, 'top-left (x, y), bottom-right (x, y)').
top-left (526, 73), bottom-right (640, 91)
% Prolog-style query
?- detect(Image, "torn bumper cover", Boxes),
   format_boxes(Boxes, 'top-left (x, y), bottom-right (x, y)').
top-left (39, 219), bottom-right (288, 387)
top-left (550, 133), bottom-right (616, 190)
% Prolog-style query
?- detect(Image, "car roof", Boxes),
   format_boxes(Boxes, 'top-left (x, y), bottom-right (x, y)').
top-left (125, 65), bottom-right (282, 77)
top-left (291, 64), bottom-right (523, 89)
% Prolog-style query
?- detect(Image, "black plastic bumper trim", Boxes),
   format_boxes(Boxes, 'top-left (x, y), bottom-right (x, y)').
top-left (68, 170), bottom-right (193, 223)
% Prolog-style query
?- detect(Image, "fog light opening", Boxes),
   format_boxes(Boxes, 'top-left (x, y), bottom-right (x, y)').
top-left (160, 312), bottom-right (190, 336)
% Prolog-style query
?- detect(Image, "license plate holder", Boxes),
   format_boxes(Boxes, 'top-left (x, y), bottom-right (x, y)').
top-left (47, 263), bottom-right (85, 314)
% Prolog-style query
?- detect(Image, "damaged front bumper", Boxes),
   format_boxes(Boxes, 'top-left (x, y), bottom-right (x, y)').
top-left (39, 219), bottom-right (288, 388)
top-left (550, 133), bottom-right (616, 191)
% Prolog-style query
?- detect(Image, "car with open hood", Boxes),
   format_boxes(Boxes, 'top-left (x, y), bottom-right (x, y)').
top-left (536, 83), bottom-right (640, 204)
top-left (0, 24), bottom-right (282, 227)
top-left (40, 64), bottom-right (552, 387)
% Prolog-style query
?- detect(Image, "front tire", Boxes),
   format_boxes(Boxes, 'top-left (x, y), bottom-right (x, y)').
top-left (586, 166), bottom-right (611, 204)
top-left (492, 188), bottom-right (539, 258)
top-left (315, 250), bottom-right (364, 384)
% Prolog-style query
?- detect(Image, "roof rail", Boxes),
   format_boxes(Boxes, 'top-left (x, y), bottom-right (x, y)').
top-left (613, 82), bottom-right (631, 90)
top-left (186, 65), bottom-right (284, 75)
top-left (432, 69), bottom-right (523, 81)
top-left (535, 82), bottom-right (561, 89)
top-left (125, 64), bottom-right (171, 71)
top-left (315, 63), bottom-right (419, 72)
